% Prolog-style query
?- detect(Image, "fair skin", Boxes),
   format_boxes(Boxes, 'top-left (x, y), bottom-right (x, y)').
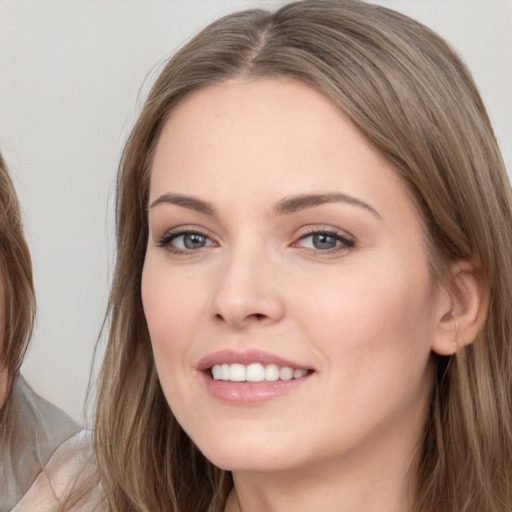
top-left (142, 78), bottom-right (478, 512)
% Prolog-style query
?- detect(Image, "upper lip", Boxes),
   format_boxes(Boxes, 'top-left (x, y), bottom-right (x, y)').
top-left (196, 349), bottom-right (311, 372)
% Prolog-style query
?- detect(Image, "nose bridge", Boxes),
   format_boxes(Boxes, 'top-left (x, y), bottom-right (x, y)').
top-left (210, 236), bottom-right (283, 328)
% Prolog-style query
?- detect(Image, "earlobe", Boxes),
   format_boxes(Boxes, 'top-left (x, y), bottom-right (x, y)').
top-left (431, 260), bottom-right (488, 356)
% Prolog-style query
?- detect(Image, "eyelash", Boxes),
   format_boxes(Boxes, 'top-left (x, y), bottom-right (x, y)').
top-left (157, 227), bottom-right (356, 255)
top-left (157, 228), bottom-right (216, 255)
top-left (292, 228), bottom-right (355, 254)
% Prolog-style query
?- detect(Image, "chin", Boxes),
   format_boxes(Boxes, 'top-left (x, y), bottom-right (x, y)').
top-left (205, 452), bottom-right (294, 474)
top-left (192, 427), bottom-right (300, 473)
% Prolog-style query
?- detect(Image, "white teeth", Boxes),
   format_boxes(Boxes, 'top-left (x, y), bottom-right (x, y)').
top-left (211, 363), bottom-right (309, 382)
top-left (293, 369), bottom-right (307, 379)
top-left (212, 365), bottom-right (223, 380)
top-left (246, 363), bottom-right (265, 382)
top-left (265, 364), bottom-right (280, 382)
top-left (279, 367), bottom-right (294, 381)
top-left (230, 363), bottom-right (246, 382)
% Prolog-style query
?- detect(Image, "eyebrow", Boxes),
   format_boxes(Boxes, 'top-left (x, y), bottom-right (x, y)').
top-left (274, 193), bottom-right (381, 218)
top-left (149, 193), bottom-right (216, 215)
top-left (149, 191), bottom-right (381, 219)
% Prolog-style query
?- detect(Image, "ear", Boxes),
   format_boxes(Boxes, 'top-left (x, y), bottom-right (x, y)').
top-left (431, 260), bottom-right (488, 356)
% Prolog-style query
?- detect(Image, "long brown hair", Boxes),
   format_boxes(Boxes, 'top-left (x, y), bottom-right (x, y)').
top-left (0, 151), bottom-right (35, 410)
top-left (95, 1), bottom-right (512, 510)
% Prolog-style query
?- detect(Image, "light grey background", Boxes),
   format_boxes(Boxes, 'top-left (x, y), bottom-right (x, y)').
top-left (0, 0), bottom-right (510, 423)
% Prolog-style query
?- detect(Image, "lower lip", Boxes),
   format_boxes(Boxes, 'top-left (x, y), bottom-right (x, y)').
top-left (200, 372), bottom-right (313, 405)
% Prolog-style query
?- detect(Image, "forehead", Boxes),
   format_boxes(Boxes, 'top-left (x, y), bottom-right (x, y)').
top-left (150, 77), bottom-right (400, 200)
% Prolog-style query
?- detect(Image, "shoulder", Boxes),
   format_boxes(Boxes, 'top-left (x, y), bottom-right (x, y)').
top-left (12, 430), bottom-right (105, 512)
top-left (1, 376), bottom-right (105, 511)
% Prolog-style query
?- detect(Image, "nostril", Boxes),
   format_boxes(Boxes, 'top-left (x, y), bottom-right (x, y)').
top-left (250, 313), bottom-right (267, 321)
top-left (213, 312), bottom-right (267, 327)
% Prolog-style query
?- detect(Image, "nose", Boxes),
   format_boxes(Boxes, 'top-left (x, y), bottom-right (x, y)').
top-left (210, 246), bottom-right (285, 329)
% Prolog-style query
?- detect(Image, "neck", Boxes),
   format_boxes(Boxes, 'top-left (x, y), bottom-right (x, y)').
top-left (227, 462), bottom-right (416, 512)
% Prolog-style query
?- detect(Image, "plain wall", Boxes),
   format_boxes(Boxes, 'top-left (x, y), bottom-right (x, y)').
top-left (0, 0), bottom-right (510, 423)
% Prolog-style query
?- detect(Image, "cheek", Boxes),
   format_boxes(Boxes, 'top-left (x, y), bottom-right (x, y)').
top-left (142, 258), bottom-right (205, 339)
top-left (141, 260), bottom-right (206, 389)
top-left (141, 262), bottom-right (213, 436)
top-left (286, 261), bottom-right (437, 451)
top-left (292, 258), bottom-right (437, 371)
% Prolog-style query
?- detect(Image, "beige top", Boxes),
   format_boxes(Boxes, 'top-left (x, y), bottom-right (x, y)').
top-left (0, 376), bottom-right (104, 512)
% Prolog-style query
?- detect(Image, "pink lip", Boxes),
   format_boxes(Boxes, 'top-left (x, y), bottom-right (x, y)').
top-left (200, 374), bottom-right (312, 405)
top-left (196, 349), bottom-right (310, 371)
top-left (196, 349), bottom-right (314, 405)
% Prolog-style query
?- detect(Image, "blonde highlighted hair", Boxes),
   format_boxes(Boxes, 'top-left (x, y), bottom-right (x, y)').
top-left (95, 1), bottom-right (512, 510)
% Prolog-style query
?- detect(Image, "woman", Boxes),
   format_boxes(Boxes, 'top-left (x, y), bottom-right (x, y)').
top-left (0, 151), bottom-right (102, 511)
top-left (95, 1), bottom-right (512, 511)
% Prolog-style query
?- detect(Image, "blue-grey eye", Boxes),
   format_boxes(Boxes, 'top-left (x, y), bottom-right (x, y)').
top-left (312, 233), bottom-right (338, 249)
top-left (159, 231), bottom-right (214, 251)
top-left (295, 230), bottom-right (354, 252)
top-left (181, 233), bottom-right (208, 249)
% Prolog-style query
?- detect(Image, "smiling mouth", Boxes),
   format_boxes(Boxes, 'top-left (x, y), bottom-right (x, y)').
top-left (210, 363), bottom-right (313, 382)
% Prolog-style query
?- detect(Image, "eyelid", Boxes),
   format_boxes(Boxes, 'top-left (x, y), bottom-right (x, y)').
top-left (156, 225), bottom-right (219, 253)
top-left (294, 224), bottom-right (355, 240)
top-left (291, 226), bottom-right (356, 252)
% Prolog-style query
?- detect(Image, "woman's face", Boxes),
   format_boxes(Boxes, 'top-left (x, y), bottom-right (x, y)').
top-left (142, 78), bottom-right (449, 476)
